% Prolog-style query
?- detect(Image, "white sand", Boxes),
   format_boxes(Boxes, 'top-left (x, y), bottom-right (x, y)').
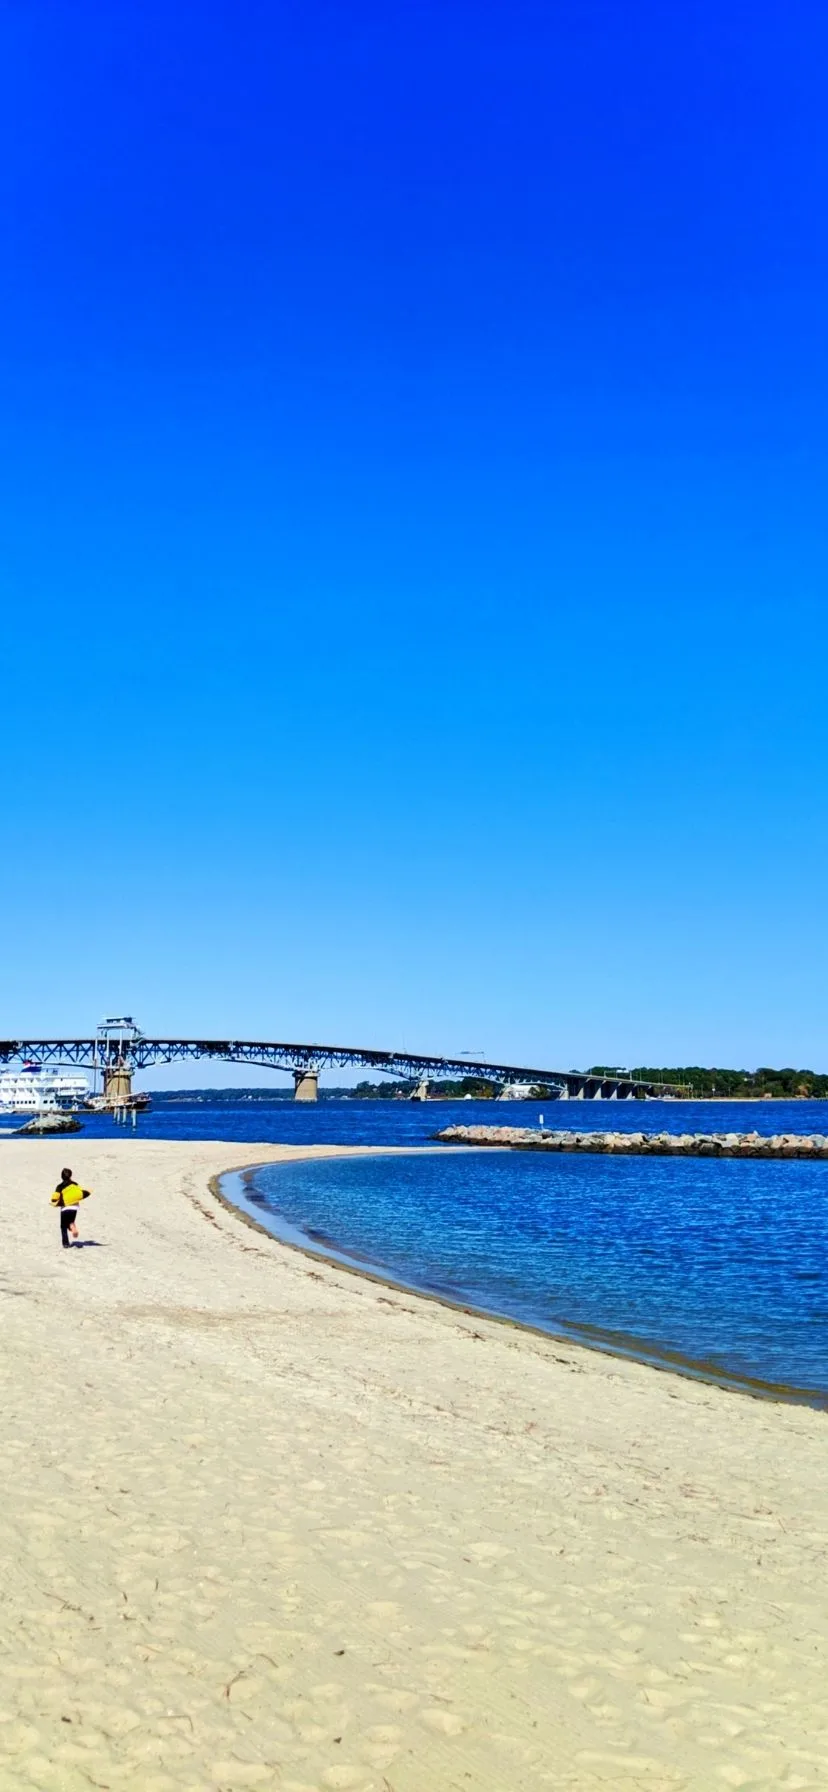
top-left (0, 1139), bottom-right (826, 1792)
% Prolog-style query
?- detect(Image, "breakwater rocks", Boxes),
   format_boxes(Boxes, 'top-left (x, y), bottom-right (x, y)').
top-left (436, 1125), bottom-right (828, 1159)
top-left (14, 1113), bottom-right (82, 1136)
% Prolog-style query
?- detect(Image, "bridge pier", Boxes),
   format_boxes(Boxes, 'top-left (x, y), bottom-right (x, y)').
top-left (293, 1068), bottom-right (319, 1102)
top-left (103, 1065), bottom-right (133, 1103)
top-left (410, 1078), bottom-right (429, 1102)
top-left (562, 1077), bottom-right (634, 1099)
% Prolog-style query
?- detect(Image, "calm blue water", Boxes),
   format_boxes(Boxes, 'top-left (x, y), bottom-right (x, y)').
top-left (60, 1093), bottom-right (828, 1147)
top-left (233, 1136), bottom-right (828, 1404)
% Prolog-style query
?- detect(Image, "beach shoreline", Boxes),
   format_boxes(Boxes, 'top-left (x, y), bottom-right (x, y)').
top-left (219, 1158), bottom-right (828, 1411)
top-left (1, 1137), bottom-right (827, 1791)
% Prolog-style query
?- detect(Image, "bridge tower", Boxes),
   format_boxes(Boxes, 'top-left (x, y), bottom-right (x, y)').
top-left (103, 1063), bottom-right (133, 1102)
top-left (96, 1017), bottom-right (141, 1107)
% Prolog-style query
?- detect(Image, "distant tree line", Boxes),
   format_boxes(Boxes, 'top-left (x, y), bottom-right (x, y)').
top-left (351, 1077), bottom-right (564, 1100)
top-left (590, 1066), bottom-right (828, 1099)
top-left (152, 1069), bottom-right (828, 1104)
top-left (352, 1076), bottom-right (500, 1099)
top-left (154, 1079), bottom-right (560, 1103)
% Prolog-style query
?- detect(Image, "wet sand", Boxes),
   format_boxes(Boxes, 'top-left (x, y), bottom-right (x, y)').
top-left (1, 1139), bottom-right (827, 1791)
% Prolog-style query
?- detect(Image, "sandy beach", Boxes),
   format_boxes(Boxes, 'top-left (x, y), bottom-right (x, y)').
top-left (1, 1140), bottom-right (826, 1792)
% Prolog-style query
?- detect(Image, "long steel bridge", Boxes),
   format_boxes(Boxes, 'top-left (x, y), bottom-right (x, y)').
top-left (0, 1022), bottom-right (675, 1101)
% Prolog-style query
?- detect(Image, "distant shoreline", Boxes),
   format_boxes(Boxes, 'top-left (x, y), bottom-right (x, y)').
top-left (145, 1089), bottom-right (828, 1104)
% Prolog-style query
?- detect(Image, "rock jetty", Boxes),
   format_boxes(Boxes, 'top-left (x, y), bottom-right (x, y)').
top-left (436, 1124), bottom-right (828, 1159)
top-left (14, 1113), bottom-right (82, 1136)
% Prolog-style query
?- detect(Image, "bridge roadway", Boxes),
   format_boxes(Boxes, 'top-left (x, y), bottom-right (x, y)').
top-left (0, 1037), bottom-right (673, 1101)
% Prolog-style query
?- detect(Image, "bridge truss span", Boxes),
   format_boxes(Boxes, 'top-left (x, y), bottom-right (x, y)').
top-left (0, 1034), bottom-right (675, 1101)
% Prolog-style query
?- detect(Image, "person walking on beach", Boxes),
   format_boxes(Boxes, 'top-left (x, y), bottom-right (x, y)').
top-left (52, 1167), bottom-right (91, 1249)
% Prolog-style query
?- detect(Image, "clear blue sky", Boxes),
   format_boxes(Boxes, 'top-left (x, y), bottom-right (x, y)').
top-left (1, 1), bottom-right (826, 1082)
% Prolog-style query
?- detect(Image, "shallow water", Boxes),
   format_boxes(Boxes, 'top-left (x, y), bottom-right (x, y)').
top-left (238, 1142), bottom-right (828, 1404)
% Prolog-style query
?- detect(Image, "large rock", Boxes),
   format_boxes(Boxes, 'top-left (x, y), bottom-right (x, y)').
top-left (15, 1113), bottom-right (82, 1135)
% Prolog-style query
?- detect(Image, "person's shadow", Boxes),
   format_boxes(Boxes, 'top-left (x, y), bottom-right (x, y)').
top-left (73, 1240), bottom-right (107, 1248)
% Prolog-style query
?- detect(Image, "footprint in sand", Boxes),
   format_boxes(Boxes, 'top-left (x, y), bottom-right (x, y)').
top-left (419, 1707), bottom-right (465, 1735)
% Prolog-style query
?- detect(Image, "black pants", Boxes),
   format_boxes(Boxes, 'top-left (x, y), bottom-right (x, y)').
top-left (60, 1207), bottom-right (77, 1248)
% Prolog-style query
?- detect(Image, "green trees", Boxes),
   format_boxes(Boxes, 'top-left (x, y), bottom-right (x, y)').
top-left (621, 1067), bottom-right (828, 1099)
top-left (352, 1076), bottom-right (499, 1099)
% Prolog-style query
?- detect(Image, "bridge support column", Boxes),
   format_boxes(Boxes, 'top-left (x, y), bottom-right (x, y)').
top-left (410, 1078), bottom-right (429, 1101)
top-left (103, 1066), bottom-right (133, 1104)
top-left (293, 1069), bottom-right (319, 1102)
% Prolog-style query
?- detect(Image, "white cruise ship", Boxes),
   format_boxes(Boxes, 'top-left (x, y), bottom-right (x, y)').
top-left (0, 1063), bottom-right (90, 1115)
